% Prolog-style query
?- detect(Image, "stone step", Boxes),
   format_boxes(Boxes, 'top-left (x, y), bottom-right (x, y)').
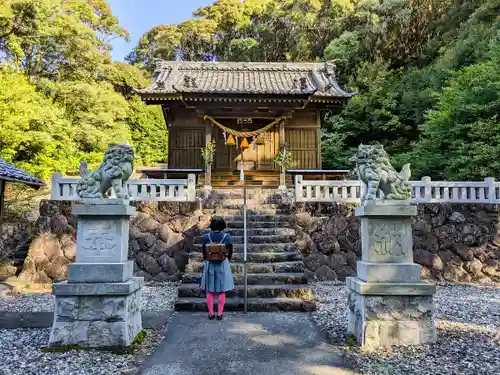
top-left (208, 193), bottom-right (283, 200)
top-left (182, 272), bottom-right (307, 285)
top-left (213, 200), bottom-right (285, 207)
top-left (178, 284), bottom-right (313, 299)
top-left (201, 228), bottom-right (295, 236)
top-left (221, 214), bottom-right (290, 222)
top-left (188, 252), bottom-right (303, 263)
top-left (192, 243), bottom-right (296, 253)
top-left (186, 261), bottom-right (305, 274)
top-left (194, 234), bottom-right (294, 245)
top-left (213, 181), bottom-right (280, 187)
top-left (174, 297), bottom-right (316, 312)
top-left (212, 208), bottom-right (290, 215)
top-left (226, 221), bottom-right (292, 229)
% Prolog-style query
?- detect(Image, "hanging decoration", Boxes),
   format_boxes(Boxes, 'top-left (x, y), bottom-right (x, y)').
top-left (252, 136), bottom-right (257, 151)
top-left (226, 134), bottom-right (236, 146)
top-left (240, 137), bottom-right (249, 149)
top-left (203, 115), bottom-right (285, 138)
top-left (256, 134), bottom-right (265, 145)
top-left (223, 131), bottom-right (227, 144)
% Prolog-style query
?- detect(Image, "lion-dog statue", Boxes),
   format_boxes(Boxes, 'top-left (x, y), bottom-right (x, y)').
top-left (76, 144), bottom-right (134, 199)
top-left (350, 144), bottom-right (411, 203)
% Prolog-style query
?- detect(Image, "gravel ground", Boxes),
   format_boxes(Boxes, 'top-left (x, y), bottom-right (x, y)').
top-left (2, 281), bottom-right (499, 374)
top-left (312, 281), bottom-right (500, 375)
top-left (0, 282), bottom-right (178, 375)
top-left (0, 281), bottom-right (179, 313)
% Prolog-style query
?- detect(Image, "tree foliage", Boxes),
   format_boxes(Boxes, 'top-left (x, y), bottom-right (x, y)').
top-left (0, 0), bottom-right (168, 180)
top-left (2, 0), bottom-right (499, 181)
top-left (126, 0), bottom-right (500, 179)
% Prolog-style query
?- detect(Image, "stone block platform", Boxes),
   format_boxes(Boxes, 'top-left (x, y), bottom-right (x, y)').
top-left (346, 278), bottom-right (436, 347)
top-left (49, 278), bottom-right (143, 347)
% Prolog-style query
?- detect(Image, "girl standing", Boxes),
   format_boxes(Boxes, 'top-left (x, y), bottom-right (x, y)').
top-left (200, 216), bottom-right (234, 320)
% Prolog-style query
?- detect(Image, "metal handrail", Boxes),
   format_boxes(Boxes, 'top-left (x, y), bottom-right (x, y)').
top-left (241, 168), bottom-right (248, 313)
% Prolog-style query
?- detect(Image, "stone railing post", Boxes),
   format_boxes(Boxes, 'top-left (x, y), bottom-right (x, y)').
top-left (279, 166), bottom-right (286, 190)
top-left (295, 175), bottom-right (303, 202)
top-left (51, 173), bottom-right (62, 200)
top-left (204, 163), bottom-right (212, 191)
top-left (346, 202), bottom-right (437, 347)
top-left (187, 174), bottom-right (197, 201)
top-left (485, 177), bottom-right (496, 203)
top-left (48, 199), bottom-right (143, 349)
top-left (422, 176), bottom-right (432, 202)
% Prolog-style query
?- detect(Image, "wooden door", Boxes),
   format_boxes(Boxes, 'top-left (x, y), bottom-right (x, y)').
top-left (169, 128), bottom-right (204, 168)
top-left (239, 129), bottom-right (279, 170)
top-left (257, 130), bottom-right (278, 170)
top-left (285, 128), bottom-right (318, 169)
top-left (214, 130), bottom-right (236, 171)
top-left (212, 119), bottom-right (279, 171)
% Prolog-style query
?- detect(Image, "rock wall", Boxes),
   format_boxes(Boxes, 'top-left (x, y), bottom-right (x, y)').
top-left (292, 203), bottom-right (500, 284)
top-left (1, 200), bottom-right (210, 283)
top-left (3, 199), bottom-right (499, 285)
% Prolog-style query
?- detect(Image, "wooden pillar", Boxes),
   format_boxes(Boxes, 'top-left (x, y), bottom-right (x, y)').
top-left (279, 118), bottom-right (285, 148)
top-left (316, 110), bottom-right (322, 170)
top-left (279, 118), bottom-right (286, 188)
top-left (204, 120), bottom-right (212, 189)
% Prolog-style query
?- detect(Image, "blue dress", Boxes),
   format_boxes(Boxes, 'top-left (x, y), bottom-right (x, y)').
top-left (199, 231), bottom-right (235, 293)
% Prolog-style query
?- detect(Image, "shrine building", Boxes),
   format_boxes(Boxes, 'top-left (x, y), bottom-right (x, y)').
top-left (137, 61), bottom-right (355, 188)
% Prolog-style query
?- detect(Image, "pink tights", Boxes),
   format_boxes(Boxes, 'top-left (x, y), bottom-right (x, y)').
top-left (206, 292), bottom-right (226, 315)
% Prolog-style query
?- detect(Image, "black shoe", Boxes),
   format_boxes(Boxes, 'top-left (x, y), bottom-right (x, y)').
top-left (208, 314), bottom-right (215, 320)
top-left (216, 314), bottom-right (223, 321)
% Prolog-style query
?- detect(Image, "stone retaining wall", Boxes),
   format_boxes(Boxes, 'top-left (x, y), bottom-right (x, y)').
top-left (292, 203), bottom-right (500, 284)
top-left (0, 200), bottom-right (210, 283)
top-left (1, 200), bottom-right (499, 285)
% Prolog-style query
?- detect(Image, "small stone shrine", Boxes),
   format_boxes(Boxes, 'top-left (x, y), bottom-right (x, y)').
top-left (48, 144), bottom-right (144, 348)
top-left (346, 144), bottom-right (437, 347)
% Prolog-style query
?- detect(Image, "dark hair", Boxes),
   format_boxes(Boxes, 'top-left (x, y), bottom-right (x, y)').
top-left (209, 216), bottom-right (226, 232)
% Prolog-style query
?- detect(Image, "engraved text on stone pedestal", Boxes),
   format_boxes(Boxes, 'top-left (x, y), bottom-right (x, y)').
top-left (369, 222), bottom-right (409, 257)
top-left (81, 220), bottom-right (117, 259)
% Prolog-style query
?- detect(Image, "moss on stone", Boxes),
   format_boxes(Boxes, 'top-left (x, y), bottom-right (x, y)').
top-left (42, 345), bottom-right (82, 353)
top-left (42, 330), bottom-right (149, 355)
top-left (131, 329), bottom-right (147, 346)
top-left (346, 333), bottom-right (357, 347)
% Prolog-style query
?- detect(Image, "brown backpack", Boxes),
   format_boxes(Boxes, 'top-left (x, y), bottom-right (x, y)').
top-left (205, 233), bottom-right (228, 262)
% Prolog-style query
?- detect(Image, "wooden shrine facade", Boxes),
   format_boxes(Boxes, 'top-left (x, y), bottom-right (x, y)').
top-left (138, 61), bottom-right (355, 187)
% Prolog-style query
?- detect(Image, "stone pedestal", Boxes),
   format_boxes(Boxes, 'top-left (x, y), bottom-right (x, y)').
top-left (49, 200), bottom-right (143, 348)
top-left (346, 202), bottom-right (437, 347)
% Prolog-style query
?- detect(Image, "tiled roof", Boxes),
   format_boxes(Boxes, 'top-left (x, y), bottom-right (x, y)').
top-left (139, 61), bottom-right (355, 98)
top-left (0, 159), bottom-right (44, 187)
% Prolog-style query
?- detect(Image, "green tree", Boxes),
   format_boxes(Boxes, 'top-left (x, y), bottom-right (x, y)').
top-left (0, 66), bottom-right (79, 179)
top-left (0, 0), bottom-right (168, 180)
top-left (410, 39), bottom-right (500, 180)
top-left (0, 0), bottom-right (128, 81)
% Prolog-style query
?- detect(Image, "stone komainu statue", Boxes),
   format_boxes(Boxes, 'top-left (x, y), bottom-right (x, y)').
top-left (76, 144), bottom-right (134, 199)
top-left (350, 144), bottom-right (412, 202)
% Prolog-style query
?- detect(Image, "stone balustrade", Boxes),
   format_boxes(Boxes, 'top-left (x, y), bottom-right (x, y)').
top-left (51, 173), bottom-right (197, 202)
top-left (295, 175), bottom-right (500, 204)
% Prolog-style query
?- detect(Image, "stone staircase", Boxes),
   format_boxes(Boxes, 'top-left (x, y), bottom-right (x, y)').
top-left (175, 192), bottom-right (316, 312)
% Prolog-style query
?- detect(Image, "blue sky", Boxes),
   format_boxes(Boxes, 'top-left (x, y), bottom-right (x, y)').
top-left (108, 0), bottom-right (213, 61)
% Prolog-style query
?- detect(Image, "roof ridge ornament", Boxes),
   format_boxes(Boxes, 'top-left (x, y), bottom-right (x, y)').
top-left (299, 77), bottom-right (308, 91)
top-left (324, 60), bottom-right (337, 77)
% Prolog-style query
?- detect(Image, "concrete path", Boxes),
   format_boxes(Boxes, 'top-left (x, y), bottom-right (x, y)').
top-left (140, 312), bottom-right (358, 375)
